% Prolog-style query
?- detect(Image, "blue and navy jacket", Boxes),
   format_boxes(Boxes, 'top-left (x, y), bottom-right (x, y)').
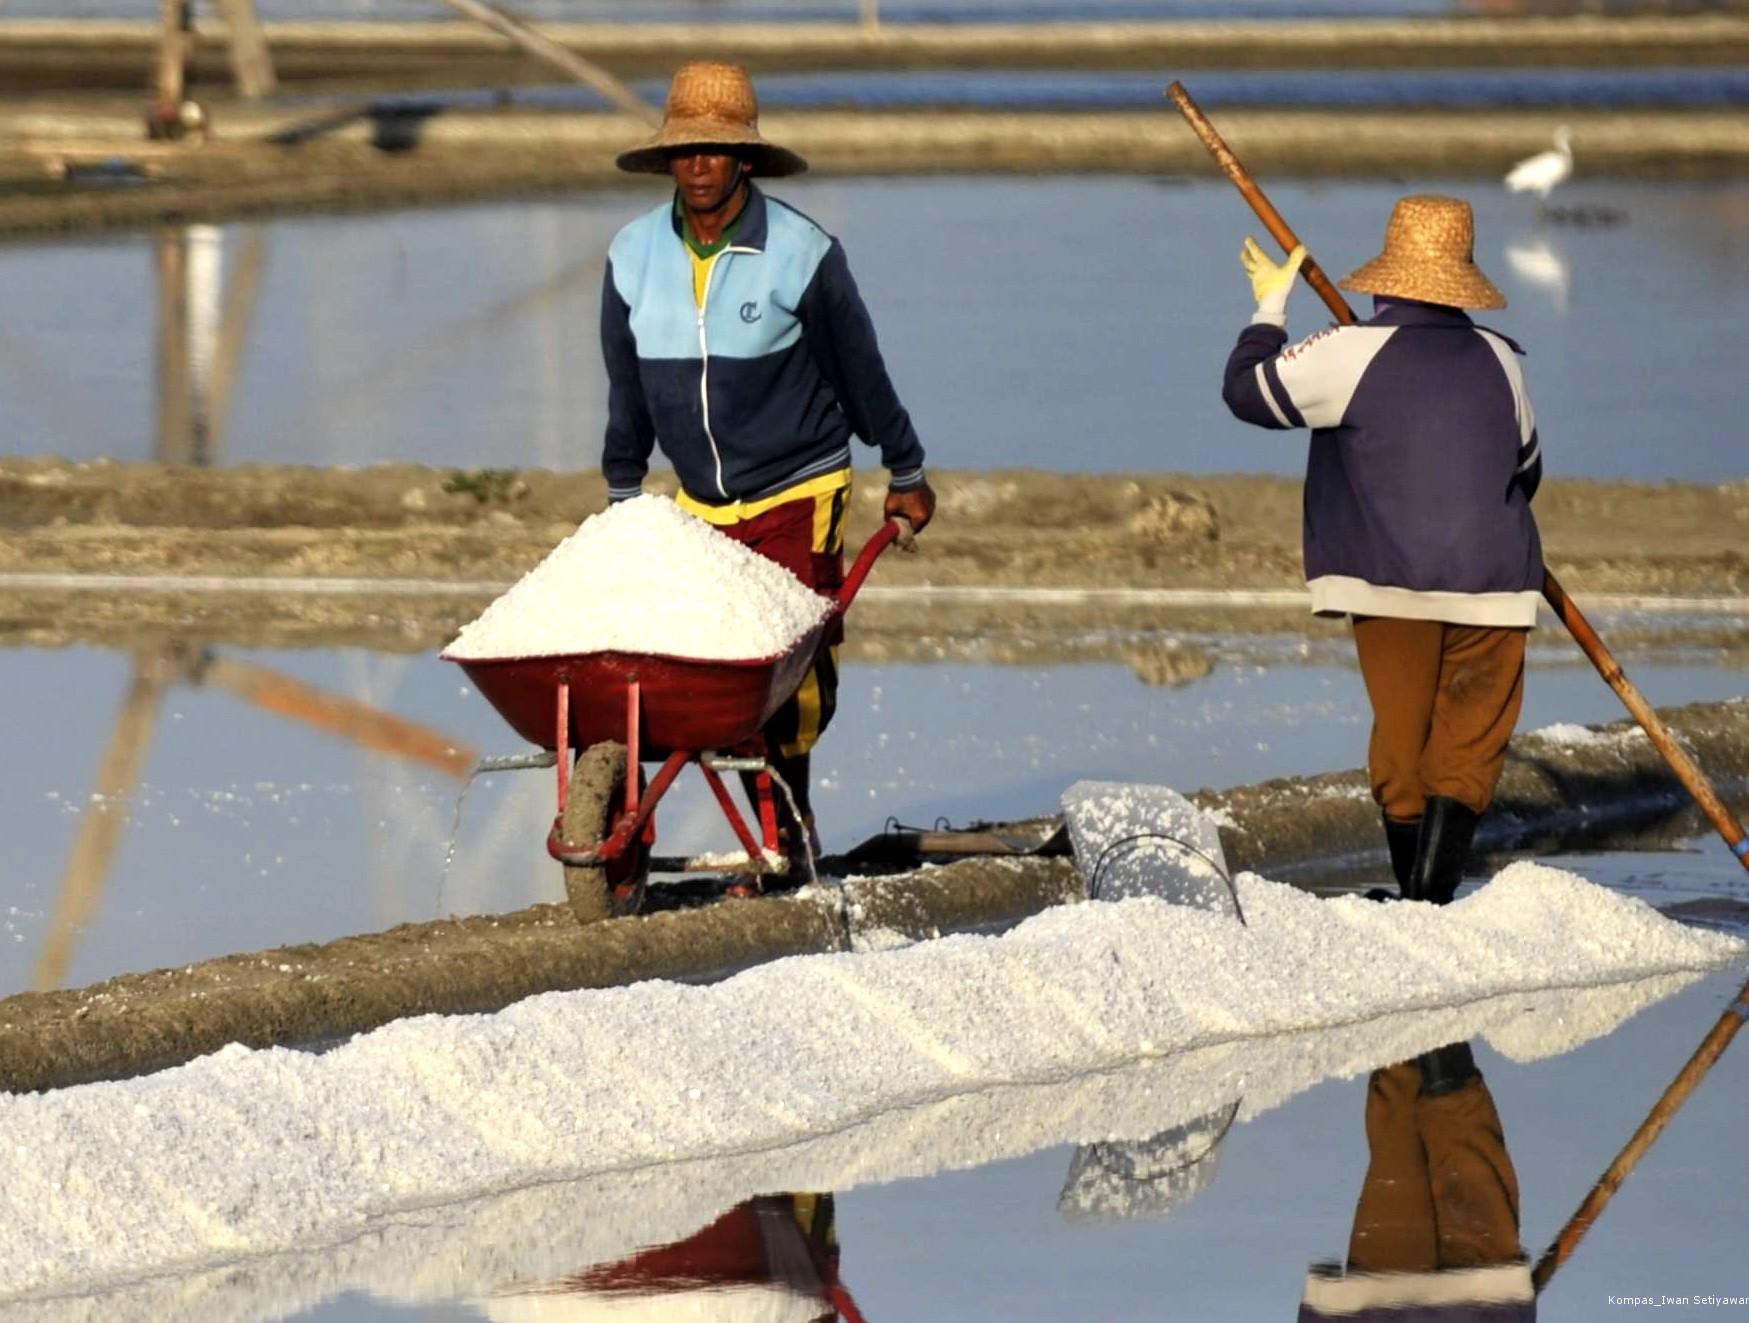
top-left (600, 184), bottom-right (927, 507)
top-left (1223, 299), bottom-right (1544, 628)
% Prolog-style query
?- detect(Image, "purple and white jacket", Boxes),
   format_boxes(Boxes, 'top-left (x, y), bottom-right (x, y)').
top-left (1223, 298), bottom-right (1544, 628)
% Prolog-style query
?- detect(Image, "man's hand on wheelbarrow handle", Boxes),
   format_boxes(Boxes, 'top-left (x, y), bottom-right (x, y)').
top-left (884, 478), bottom-right (936, 543)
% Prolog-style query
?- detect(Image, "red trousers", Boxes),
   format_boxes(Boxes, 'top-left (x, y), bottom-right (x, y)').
top-left (716, 487), bottom-right (849, 759)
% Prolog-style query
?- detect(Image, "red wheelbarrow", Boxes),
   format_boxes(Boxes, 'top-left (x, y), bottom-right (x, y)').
top-left (449, 518), bottom-right (910, 924)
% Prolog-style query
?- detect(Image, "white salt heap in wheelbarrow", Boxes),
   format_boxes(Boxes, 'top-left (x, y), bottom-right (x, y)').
top-left (443, 495), bottom-right (836, 661)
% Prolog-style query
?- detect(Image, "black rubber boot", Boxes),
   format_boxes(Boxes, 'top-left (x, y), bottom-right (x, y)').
top-left (1365, 815), bottom-right (1423, 902)
top-left (1385, 817), bottom-right (1421, 887)
top-left (1407, 795), bottom-right (1481, 905)
top-left (1415, 1041), bottom-right (1480, 1097)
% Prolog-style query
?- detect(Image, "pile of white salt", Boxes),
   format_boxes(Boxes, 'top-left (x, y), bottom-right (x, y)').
top-left (0, 862), bottom-right (1739, 1305)
top-left (442, 495), bottom-right (835, 662)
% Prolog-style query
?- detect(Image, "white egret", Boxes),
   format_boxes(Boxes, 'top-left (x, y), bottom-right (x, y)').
top-left (1505, 126), bottom-right (1573, 202)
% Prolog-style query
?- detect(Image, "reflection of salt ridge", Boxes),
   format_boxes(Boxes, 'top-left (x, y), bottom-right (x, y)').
top-left (479, 1282), bottom-right (826, 1323)
top-left (1484, 971), bottom-right (1698, 1062)
top-left (0, 972), bottom-right (1709, 1323)
top-left (0, 864), bottom-right (1738, 1308)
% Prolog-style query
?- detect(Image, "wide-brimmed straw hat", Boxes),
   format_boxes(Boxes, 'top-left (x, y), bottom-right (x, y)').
top-left (616, 60), bottom-right (807, 177)
top-left (1339, 194), bottom-right (1506, 311)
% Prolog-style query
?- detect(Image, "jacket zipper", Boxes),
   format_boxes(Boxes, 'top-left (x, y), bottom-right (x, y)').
top-left (695, 245), bottom-right (760, 500)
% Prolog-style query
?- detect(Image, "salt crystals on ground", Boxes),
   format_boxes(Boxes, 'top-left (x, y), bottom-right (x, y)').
top-left (442, 495), bottom-right (834, 662)
top-left (0, 862), bottom-right (1740, 1305)
top-left (1526, 721), bottom-right (1646, 749)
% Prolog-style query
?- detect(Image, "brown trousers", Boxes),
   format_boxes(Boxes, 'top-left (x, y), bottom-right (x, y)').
top-left (1352, 617), bottom-right (1527, 822)
top-left (1347, 1062), bottom-right (1523, 1275)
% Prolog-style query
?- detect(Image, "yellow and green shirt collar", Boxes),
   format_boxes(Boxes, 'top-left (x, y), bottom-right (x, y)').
top-left (674, 186), bottom-right (751, 260)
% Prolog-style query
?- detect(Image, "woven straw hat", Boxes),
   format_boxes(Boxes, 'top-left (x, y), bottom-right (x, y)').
top-left (616, 60), bottom-right (807, 177)
top-left (1339, 194), bottom-right (1506, 311)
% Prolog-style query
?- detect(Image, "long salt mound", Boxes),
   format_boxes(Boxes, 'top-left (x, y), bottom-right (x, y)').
top-left (0, 863), bottom-right (1739, 1303)
top-left (0, 974), bottom-right (1705, 1323)
top-left (443, 495), bottom-right (834, 662)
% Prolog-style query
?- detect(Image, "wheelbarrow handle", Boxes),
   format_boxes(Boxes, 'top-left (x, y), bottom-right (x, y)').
top-left (838, 517), bottom-right (915, 614)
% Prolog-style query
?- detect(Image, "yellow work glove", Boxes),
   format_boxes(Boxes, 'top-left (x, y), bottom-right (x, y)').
top-left (1240, 237), bottom-right (1306, 327)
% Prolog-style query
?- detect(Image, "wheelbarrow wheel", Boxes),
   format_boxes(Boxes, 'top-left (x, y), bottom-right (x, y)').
top-left (562, 741), bottom-right (649, 925)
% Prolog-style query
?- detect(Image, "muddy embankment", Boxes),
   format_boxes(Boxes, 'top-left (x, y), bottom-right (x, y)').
top-left (6, 107), bottom-right (1748, 238)
top-left (2, 461), bottom-right (1746, 664)
top-left (4, 16), bottom-right (1749, 234)
top-left (10, 17), bottom-right (1749, 93)
top-left (1, 698), bottom-right (1745, 1096)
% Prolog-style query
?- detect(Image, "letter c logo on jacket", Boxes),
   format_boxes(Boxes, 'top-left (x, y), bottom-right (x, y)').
top-left (739, 301), bottom-right (762, 324)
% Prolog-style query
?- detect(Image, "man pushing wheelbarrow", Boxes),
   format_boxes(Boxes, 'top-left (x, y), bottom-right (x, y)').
top-left (600, 59), bottom-right (938, 877)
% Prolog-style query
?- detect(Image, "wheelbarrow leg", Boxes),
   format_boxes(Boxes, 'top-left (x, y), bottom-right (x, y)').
top-left (742, 751), bottom-right (819, 873)
top-left (755, 769), bottom-right (780, 855)
top-left (699, 762), bottom-right (772, 864)
top-left (555, 672), bottom-right (570, 815)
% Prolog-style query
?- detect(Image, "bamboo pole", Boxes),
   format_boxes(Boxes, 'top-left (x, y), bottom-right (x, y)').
top-left (437, 0), bottom-right (658, 124)
top-left (1531, 973), bottom-right (1749, 1293)
top-left (35, 653), bottom-right (180, 991)
top-left (1164, 79), bottom-right (1749, 876)
top-left (213, 0), bottom-right (277, 99)
top-left (1542, 575), bottom-right (1749, 869)
top-left (154, 227), bottom-right (194, 465)
top-left (185, 223), bottom-right (223, 465)
top-left (198, 657), bottom-right (477, 778)
top-left (150, 0), bottom-right (190, 134)
top-left (1165, 84), bottom-right (1348, 318)
top-left (204, 224), bottom-right (268, 461)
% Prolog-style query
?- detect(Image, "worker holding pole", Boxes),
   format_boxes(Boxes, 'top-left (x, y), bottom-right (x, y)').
top-left (599, 61), bottom-right (936, 874)
top-left (1220, 196), bottom-right (1544, 904)
top-left (1173, 80), bottom-right (1749, 1288)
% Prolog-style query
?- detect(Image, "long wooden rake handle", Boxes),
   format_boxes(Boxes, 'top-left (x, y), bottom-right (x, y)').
top-left (1164, 80), bottom-right (1749, 874)
top-left (1167, 83), bottom-right (1353, 327)
top-left (1165, 77), bottom-right (1749, 1298)
top-left (1541, 575), bottom-right (1749, 867)
top-left (1531, 978), bottom-right (1749, 1292)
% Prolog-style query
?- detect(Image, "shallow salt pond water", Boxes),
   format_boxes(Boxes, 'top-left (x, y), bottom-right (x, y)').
top-left (1, 634), bottom-right (1743, 996)
top-left (3, 177), bottom-right (1746, 482)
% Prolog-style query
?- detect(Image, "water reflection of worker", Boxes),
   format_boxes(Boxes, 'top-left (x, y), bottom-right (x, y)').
top-left (600, 61), bottom-right (937, 871)
top-left (1300, 1043), bottom-right (1534, 1322)
top-left (483, 1193), bottom-right (844, 1321)
top-left (1221, 196), bottom-right (1543, 905)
